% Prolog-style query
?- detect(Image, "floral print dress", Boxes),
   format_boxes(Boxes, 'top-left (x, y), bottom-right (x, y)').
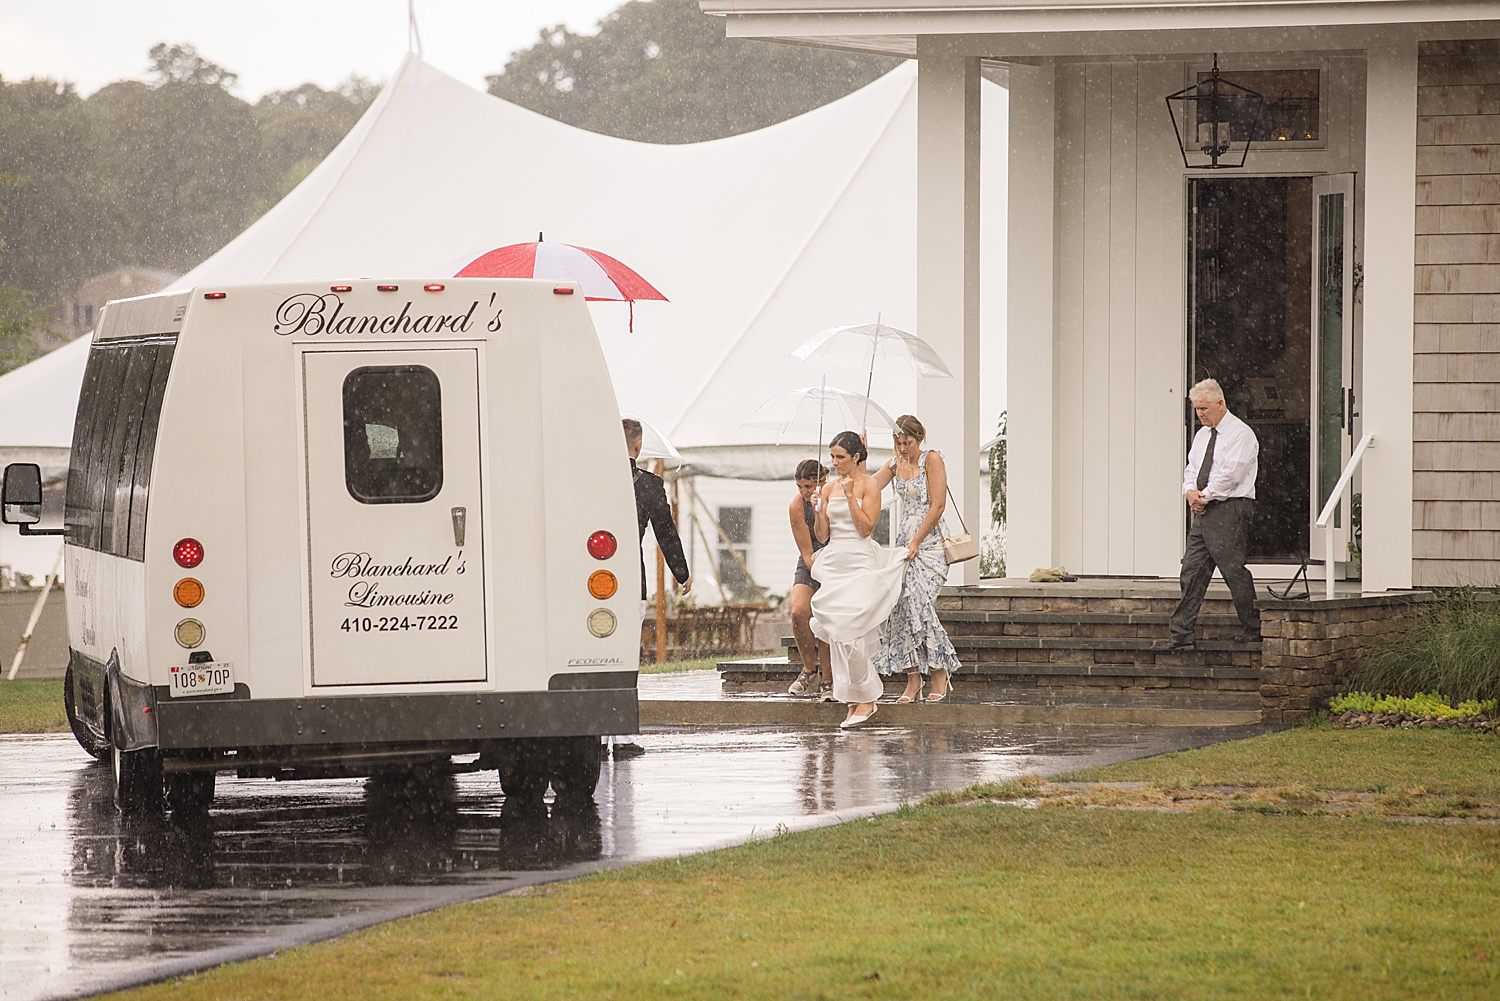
top-left (874, 451), bottom-right (962, 678)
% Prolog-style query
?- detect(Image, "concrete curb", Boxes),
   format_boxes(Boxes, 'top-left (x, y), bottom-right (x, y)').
top-left (640, 700), bottom-right (1262, 728)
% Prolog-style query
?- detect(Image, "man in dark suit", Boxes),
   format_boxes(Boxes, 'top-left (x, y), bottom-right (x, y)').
top-left (617, 419), bottom-right (691, 759)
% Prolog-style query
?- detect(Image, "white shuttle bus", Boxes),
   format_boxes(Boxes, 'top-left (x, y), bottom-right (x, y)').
top-left (1, 279), bottom-right (640, 814)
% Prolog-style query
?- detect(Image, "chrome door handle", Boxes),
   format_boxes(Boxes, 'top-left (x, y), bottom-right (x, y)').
top-left (451, 507), bottom-right (466, 547)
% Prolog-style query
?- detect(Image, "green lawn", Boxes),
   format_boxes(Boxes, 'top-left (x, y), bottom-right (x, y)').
top-left (1062, 723), bottom-right (1500, 798)
top-left (0, 678), bottom-right (67, 734)
top-left (105, 727), bottom-right (1500, 1000)
top-left (639, 653), bottom-right (775, 675)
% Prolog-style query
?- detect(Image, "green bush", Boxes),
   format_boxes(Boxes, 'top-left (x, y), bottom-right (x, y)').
top-left (1329, 690), bottom-right (1497, 719)
top-left (1348, 587), bottom-right (1500, 704)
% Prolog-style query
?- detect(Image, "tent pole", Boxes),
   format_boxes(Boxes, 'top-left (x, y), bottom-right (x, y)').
top-left (654, 459), bottom-right (668, 664)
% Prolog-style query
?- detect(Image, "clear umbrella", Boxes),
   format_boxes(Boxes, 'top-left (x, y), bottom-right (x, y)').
top-left (621, 411), bottom-right (682, 465)
top-left (791, 317), bottom-right (951, 430)
top-left (743, 385), bottom-right (896, 440)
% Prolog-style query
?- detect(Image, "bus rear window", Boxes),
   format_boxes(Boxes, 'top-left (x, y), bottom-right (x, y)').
top-left (342, 365), bottom-right (444, 504)
top-left (65, 336), bottom-right (176, 560)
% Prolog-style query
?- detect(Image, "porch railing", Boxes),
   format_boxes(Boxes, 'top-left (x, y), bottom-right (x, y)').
top-left (1314, 432), bottom-right (1375, 600)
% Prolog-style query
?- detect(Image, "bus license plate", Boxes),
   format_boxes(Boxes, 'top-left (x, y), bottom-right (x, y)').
top-left (169, 662), bottom-right (234, 698)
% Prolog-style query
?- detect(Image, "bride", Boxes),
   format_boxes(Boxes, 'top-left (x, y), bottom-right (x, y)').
top-left (809, 431), bottom-right (909, 728)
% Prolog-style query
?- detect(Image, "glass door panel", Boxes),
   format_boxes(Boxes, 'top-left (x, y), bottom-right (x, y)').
top-left (1311, 174), bottom-right (1355, 556)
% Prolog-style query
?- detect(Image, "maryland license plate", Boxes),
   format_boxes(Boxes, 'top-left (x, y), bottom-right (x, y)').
top-left (169, 662), bottom-right (234, 698)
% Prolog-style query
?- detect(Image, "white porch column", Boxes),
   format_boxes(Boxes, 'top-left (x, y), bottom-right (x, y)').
top-left (1006, 59), bottom-right (1056, 577)
top-left (1362, 40), bottom-right (1417, 592)
top-left (916, 48), bottom-right (982, 584)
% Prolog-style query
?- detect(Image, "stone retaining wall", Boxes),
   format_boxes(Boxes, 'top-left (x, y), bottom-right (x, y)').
top-left (1258, 593), bottom-right (1435, 724)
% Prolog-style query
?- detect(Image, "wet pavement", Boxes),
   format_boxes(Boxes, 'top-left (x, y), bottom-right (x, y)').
top-left (2, 721), bottom-right (1266, 1000)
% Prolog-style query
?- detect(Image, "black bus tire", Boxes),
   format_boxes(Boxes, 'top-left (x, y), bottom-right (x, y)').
top-left (113, 744), bottom-right (163, 815)
top-left (547, 736), bottom-right (602, 806)
top-left (165, 770), bottom-right (215, 816)
top-left (495, 741), bottom-right (548, 810)
top-left (63, 666), bottom-right (106, 760)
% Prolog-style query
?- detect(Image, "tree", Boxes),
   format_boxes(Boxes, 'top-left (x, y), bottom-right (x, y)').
top-left (487, 0), bottom-right (899, 143)
top-left (254, 76), bottom-right (380, 201)
top-left (0, 174), bottom-right (51, 373)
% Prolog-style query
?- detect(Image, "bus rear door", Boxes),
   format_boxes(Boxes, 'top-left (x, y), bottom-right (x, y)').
top-left (300, 347), bottom-right (488, 687)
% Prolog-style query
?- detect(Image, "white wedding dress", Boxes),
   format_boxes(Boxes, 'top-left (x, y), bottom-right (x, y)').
top-left (809, 492), bottom-right (909, 704)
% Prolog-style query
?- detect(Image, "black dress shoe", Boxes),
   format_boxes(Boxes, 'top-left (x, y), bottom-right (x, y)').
top-left (611, 742), bottom-right (646, 759)
top-left (1232, 632), bottom-right (1263, 644)
top-left (1149, 638), bottom-right (1195, 652)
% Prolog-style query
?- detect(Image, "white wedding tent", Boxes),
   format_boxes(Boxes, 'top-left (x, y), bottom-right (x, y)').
top-left (0, 55), bottom-right (1008, 591)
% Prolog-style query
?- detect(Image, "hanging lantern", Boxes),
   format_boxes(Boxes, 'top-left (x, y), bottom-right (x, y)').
top-left (1165, 54), bottom-right (1265, 169)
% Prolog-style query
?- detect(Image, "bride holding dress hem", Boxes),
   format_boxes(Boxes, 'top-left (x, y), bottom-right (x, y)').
top-left (809, 430), bottom-right (910, 728)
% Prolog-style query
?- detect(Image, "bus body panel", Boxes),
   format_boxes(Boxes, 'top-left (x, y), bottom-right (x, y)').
top-left (63, 279), bottom-right (640, 758)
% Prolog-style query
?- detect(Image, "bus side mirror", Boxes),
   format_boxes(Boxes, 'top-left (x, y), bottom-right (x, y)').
top-left (2, 463), bottom-right (43, 525)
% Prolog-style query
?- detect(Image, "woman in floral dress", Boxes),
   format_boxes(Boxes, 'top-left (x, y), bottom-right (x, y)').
top-left (872, 414), bottom-right (962, 701)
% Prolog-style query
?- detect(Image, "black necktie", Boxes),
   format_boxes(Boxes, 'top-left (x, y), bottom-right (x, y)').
top-left (1197, 427), bottom-right (1218, 491)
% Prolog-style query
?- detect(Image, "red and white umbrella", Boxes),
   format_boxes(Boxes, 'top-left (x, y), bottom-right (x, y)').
top-left (439, 238), bottom-right (666, 329)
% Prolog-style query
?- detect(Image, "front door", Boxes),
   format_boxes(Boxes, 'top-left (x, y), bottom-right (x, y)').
top-left (1188, 176), bottom-right (1314, 562)
top-left (301, 347), bottom-right (488, 687)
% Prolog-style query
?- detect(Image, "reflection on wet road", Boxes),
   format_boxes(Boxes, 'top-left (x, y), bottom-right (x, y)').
top-left (2, 724), bottom-right (1261, 1000)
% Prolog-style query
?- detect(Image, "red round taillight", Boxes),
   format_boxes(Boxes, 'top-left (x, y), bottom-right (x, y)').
top-left (174, 538), bottom-right (204, 568)
top-left (587, 531), bottom-right (617, 560)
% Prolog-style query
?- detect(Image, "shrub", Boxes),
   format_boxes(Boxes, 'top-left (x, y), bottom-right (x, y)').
top-left (1329, 691), bottom-right (1497, 719)
top-left (1347, 588), bottom-right (1500, 704)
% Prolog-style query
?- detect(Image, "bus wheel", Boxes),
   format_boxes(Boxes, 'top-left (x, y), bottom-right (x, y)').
top-left (495, 742), bottom-right (548, 810)
top-left (63, 666), bottom-right (106, 760)
top-left (547, 736), bottom-right (602, 806)
top-left (165, 771), bottom-right (215, 816)
top-left (112, 744), bottom-right (163, 815)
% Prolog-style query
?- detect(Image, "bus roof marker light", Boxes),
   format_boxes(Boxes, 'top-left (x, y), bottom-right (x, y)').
top-left (424, 283), bottom-right (445, 292)
top-left (173, 538), bottom-right (204, 568)
top-left (587, 530), bottom-right (617, 560)
top-left (331, 285), bottom-right (352, 292)
top-left (553, 287), bottom-right (575, 295)
top-left (376, 284), bottom-right (399, 291)
top-left (203, 292), bottom-right (226, 300)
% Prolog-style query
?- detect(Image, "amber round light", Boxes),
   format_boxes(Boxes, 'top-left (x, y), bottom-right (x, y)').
top-left (174, 578), bottom-right (204, 608)
top-left (174, 618), bottom-right (206, 648)
top-left (586, 530), bottom-right (617, 560)
top-left (173, 538), bottom-right (204, 568)
top-left (587, 608), bottom-right (618, 638)
top-left (588, 570), bottom-right (618, 599)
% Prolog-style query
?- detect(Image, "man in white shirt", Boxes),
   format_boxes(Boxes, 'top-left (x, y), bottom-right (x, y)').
top-left (1152, 378), bottom-right (1262, 651)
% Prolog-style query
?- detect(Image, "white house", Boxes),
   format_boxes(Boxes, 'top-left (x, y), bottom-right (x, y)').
top-left (703, 0), bottom-right (1500, 591)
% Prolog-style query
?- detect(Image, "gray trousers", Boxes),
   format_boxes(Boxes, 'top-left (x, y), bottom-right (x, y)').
top-left (1169, 497), bottom-right (1260, 641)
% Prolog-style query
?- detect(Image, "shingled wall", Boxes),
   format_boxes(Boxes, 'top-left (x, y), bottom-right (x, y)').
top-left (1413, 39), bottom-right (1500, 587)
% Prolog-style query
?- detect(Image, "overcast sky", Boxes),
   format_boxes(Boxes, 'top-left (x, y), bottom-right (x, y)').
top-left (0, 0), bottom-right (625, 98)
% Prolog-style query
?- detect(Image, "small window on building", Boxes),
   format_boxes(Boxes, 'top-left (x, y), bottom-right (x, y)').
top-left (716, 506), bottom-right (755, 601)
top-left (342, 365), bottom-right (444, 504)
top-left (1194, 67), bottom-right (1319, 143)
top-left (873, 507), bottom-right (890, 546)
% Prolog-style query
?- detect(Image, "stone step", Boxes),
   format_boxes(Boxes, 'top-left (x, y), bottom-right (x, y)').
top-left (721, 657), bottom-right (1258, 683)
top-left (939, 611), bottom-right (1245, 626)
top-left (641, 700), bottom-right (1262, 728)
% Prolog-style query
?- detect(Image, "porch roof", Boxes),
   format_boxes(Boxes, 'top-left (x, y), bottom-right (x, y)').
top-left (700, 1), bottom-right (1500, 58)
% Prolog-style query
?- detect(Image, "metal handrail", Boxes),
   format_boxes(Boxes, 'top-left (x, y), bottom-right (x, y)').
top-left (1314, 432), bottom-right (1375, 600)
